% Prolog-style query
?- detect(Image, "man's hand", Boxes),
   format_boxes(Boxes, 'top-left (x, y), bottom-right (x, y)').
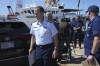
top-left (74, 27), bottom-right (80, 30)
top-left (29, 48), bottom-right (33, 54)
top-left (52, 50), bottom-right (58, 59)
top-left (86, 55), bottom-right (94, 65)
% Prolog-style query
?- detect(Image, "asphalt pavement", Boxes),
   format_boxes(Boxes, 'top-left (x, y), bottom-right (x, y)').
top-left (59, 44), bottom-right (86, 66)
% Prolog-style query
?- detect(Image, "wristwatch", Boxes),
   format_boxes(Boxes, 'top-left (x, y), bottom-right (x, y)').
top-left (90, 52), bottom-right (95, 56)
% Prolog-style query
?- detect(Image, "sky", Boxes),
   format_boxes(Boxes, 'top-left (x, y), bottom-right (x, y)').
top-left (0, 0), bottom-right (100, 15)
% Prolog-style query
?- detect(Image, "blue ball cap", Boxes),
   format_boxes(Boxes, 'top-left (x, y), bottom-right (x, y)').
top-left (86, 5), bottom-right (99, 12)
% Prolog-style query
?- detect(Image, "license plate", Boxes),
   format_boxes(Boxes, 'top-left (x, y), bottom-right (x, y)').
top-left (0, 41), bottom-right (14, 50)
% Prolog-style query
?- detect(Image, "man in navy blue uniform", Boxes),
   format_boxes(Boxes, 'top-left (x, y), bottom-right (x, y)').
top-left (73, 16), bottom-right (83, 49)
top-left (70, 17), bottom-right (76, 43)
top-left (84, 5), bottom-right (100, 64)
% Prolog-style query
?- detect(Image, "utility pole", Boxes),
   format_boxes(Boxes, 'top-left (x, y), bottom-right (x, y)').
top-left (77, 0), bottom-right (80, 15)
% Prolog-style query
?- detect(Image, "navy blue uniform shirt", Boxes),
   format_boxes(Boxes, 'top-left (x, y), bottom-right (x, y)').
top-left (70, 20), bottom-right (77, 28)
top-left (84, 16), bottom-right (100, 58)
top-left (74, 21), bottom-right (83, 31)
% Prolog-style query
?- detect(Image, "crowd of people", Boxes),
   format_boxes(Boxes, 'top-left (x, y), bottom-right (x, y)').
top-left (29, 5), bottom-right (100, 66)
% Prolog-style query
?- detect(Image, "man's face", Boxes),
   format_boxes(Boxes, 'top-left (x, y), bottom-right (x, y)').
top-left (46, 14), bottom-right (52, 20)
top-left (86, 11), bottom-right (90, 18)
top-left (75, 17), bottom-right (79, 21)
top-left (34, 8), bottom-right (44, 19)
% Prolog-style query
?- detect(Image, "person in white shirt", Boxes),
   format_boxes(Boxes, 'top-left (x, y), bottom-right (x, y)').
top-left (29, 6), bottom-right (58, 66)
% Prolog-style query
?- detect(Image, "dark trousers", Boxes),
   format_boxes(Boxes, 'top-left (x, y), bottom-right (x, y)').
top-left (96, 58), bottom-right (100, 65)
top-left (57, 36), bottom-right (71, 61)
top-left (35, 43), bottom-right (55, 66)
top-left (70, 30), bottom-right (74, 43)
top-left (73, 31), bottom-right (82, 48)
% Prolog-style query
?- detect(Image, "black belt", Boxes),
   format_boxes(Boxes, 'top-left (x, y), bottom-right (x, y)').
top-left (36, 43), bottom-right (53, 49)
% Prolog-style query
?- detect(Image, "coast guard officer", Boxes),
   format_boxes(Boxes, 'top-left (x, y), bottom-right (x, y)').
top-left (29, 6), bottom-right (58, 66)
top-left (73, 16), bottom-right (83, 48)
top-left (84, 5), bottom-right (100, 64)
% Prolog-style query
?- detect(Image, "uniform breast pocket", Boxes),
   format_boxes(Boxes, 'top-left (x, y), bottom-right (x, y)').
top-left (40, 28), bottom-right (49, 36)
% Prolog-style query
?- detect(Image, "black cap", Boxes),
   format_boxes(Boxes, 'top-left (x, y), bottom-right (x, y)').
top-left (86, 5), bottom-right (99, 12)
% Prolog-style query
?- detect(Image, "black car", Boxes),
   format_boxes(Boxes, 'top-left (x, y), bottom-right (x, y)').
top-left (0, 20), bottom-right (31, 66)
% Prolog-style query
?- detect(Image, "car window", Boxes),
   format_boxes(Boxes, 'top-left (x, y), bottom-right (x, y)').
top-left (0, 22), bottom-right (27, 29)
top-left (0, 22), bottom-right (30, 34)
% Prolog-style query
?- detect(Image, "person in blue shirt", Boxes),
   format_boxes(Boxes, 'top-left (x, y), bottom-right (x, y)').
top-left (73, 16), bottom-right (83, 49)
top-left (70, 17), bottom-right (76, 43)
top-left (29, 6), bottom-right (59, 66)
top-left (45, 11), bottom-right (61, 62)
top-left (70, 17), bottom-right (76, 28)
top-left (45, 12), bottom-right (59, 30)
top-left (84, 5), bottom-right (100, 64)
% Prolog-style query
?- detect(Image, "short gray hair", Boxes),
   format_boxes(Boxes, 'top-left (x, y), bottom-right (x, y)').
top-left (46, 12), bottom-right (52, 16)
